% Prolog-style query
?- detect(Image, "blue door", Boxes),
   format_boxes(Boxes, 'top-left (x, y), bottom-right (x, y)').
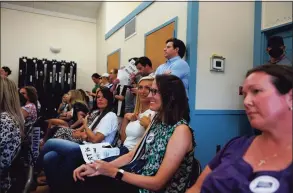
top-left (262, 24), bottom-right (292, 65)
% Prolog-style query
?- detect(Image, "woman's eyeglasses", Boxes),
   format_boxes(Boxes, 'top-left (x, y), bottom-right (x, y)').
top-left (149, 88), bottom-right (159, 96)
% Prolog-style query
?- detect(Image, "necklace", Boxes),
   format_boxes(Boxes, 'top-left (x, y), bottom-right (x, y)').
top-left (258, 145), bottom-right (292, 167)
top-left (258, 154), bottom-right (278, 166)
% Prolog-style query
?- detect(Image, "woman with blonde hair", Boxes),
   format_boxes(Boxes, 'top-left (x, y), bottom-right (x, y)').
top-left (42, 89), bottom-right (89, 144)
top-left (118, 76), bottom-right (156, 151)
top-left (0, 77), bottom-right (24, 193)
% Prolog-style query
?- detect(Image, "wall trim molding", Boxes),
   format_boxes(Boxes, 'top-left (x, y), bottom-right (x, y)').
top-left (253, 1), bottom-right (262, 67)
top-left (193, 110), bottom-right (246, 115)
top-left (261, 21), bottom-right (293, 32)
top-left (144, 16), bottom-right (178, 55)
top-left (0, 2), bottom-right (97, 24)
top-left (105, 1), bottom-right (154, 40)
top-left (186, 1), bottom-right (199, 111)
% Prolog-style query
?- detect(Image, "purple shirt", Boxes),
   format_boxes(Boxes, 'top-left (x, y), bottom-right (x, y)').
top-left (201, 136), bottom-right (292, 193)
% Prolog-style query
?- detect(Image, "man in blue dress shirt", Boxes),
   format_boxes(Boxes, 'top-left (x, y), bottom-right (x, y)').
top-left (155, 38), bottom-right (190, 94)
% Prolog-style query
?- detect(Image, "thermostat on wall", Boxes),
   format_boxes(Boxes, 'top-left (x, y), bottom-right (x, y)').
top-left (210, 54), bottom-right (225, 72)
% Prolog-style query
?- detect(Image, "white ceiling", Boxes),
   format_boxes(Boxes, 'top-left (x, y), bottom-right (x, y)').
top-left (2, 1), bottom-right (101, 19)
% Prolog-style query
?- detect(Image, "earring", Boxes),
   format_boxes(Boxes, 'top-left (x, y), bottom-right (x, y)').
top-left (290, 106), bottom-right (293, 111)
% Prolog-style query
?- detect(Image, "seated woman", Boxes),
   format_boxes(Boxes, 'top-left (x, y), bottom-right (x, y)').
top-left (0, 77), bottom-right (24, 193)
top-left (42, 90), bottom-right (89, 144)
top-left (53, 88), bottom-right (116, 144)
top-left (187, 64), bottom-right (293, 193)
top-left (20, 86), bottom-right (38, 131)
top-left (72, 74), bottom-right (195, 193)
top-left (105, 76), bottom-right (156, 161)
top-left (38, 88), bottom-right (118, 191)
top-left (57, 94), bottom-right (69, 116)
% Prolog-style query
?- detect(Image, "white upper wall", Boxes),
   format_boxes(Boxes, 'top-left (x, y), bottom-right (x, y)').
top-left (105, 2), bottom-right (141, 32)
top-left (96, 2), bottom-right (187, 74)
top-left (1, 8), bottom-right (97, 91)
top-left (262, 2), bottom-right (292, 30)
top-left (196, 2), bottom-right (254, 110)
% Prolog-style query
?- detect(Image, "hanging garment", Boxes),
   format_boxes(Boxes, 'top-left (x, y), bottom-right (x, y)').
top-left (18, 57), bottom-right (28, 88)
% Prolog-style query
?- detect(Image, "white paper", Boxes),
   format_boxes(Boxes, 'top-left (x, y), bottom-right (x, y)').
top-left (80, 143), bottom-right (120, 163)
top-left (117, 60), bottom-right (138, 85)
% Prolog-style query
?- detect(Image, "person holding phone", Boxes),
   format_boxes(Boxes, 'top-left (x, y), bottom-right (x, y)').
top-left (86, 73), bottom-right (101, 97)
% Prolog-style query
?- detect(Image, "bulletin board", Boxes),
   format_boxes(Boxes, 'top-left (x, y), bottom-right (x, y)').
top-left (145, 22), bottom-right (175, 70)
top-left (107, 49), bottom-right (120, 73)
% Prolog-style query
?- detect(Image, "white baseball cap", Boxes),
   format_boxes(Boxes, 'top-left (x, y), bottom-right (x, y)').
top-left (101, 73), bottom-right (109, 77)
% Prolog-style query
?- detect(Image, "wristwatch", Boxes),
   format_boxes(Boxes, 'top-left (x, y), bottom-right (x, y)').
top-left (115, 169), bottom-right (124, 180)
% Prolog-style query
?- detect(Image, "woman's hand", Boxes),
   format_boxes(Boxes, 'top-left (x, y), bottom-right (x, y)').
top-left (87, 160), bottom-right (118, 178)
top-left (125, 113), bottom-right (138, 121)
top-left (72, 130), bottom-right (84, 139)
top-left (139, 114), bottom-right (151, 129)
top-left (82, 115), bottom-right (89, 129)
top-left (73, 164), bottom-right (96, 181)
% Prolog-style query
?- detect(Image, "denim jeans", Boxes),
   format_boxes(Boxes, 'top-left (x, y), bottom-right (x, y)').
top-left (42, 139), bottom-right (84, 192)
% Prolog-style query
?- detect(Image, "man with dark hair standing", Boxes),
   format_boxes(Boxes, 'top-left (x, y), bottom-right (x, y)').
top-left (124, 57), bottom-right (139, 114)
top-left (0, 66), bottom-right (12, 78)
top-left (267, 36), bottom-right (291, 65)
top-left (134, 56), bottom-right (154, 77)
top-left (155, 38), bottom-right (190, 93)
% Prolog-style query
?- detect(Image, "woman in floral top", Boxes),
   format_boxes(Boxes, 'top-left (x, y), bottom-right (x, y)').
top-left (73, 74), bottom-right (195, 193)
top-left (0, 77), bottom-right (24, 193)
top-left (19, 86), bottom-right (38, 131)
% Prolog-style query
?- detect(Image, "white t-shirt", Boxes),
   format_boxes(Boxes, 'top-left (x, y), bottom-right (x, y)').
top-left (92, 112), bottom-right (118, 144)
top-left (123, 109), bottom-right (156, 151)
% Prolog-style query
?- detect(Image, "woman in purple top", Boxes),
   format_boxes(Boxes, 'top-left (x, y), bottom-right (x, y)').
top-left (187, 64), bottom-right (292, 193)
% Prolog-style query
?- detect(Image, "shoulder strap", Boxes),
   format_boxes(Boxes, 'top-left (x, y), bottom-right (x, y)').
top-left (129, 114), bottom-right (157, 164)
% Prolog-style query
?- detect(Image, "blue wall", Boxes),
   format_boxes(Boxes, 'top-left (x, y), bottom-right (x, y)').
top-left (186, 1), bottom-right (252, 168)
top-left (191, 112), bottom-right (252, 167)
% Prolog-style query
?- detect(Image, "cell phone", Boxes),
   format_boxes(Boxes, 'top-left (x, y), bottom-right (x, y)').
top-left (102, 145), bottom-right (112, 148)
top-left (124, 85), bottom-right (134, 89)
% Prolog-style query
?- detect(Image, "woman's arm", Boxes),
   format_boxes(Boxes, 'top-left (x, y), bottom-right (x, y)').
top-left (185, 166), bottom-right (212, 193)
top-left (57, 103), bottom-right (63, 114)
top-left (70, 119), bottom-right (83, 129)
top-left (84, 126), bottom-right (105, 143)
top-left (115, 95), bottom-right (125, 101)
top-left (59, 111), bottom-right (72, 121)
top-left (109, 150), bottom-right (135, 168)
top-left (21, 108), bottom-right (29, 119)
top-left (93, 124), bottom-right (193, 191)
top-left (119, 116), bottom-right (130, 142)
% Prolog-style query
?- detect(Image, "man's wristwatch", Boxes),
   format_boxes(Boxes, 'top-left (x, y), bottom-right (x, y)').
top-left (115, 169), bottom-right (124, 180)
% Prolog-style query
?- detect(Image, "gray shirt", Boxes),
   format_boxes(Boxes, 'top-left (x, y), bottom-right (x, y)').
top-left (269, 56), bottom-right (292, 66)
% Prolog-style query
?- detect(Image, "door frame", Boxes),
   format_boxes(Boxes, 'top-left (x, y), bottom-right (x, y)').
top-left (260, 23), bottom-right (293, 64)
top-left (253, 2), bottom-right (293, 67)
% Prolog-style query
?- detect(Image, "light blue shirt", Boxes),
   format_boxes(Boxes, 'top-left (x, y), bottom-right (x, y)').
top-left (268, 56), bottom-right (292, 66)
top-left (155, 56), bottom-right (190, 94)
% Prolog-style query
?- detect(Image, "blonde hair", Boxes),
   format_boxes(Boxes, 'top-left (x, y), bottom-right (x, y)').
top-left (133, 76), bottom-right (154, 114)
top-left (0, 77), bottom-right (25, 134)
top-left (68, 90), bottom-right (87, 108)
